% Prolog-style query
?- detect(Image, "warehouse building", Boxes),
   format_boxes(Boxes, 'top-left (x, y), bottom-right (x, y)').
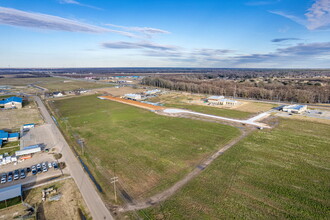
top-left (218, 98), bottom-right (238, 106)
top-left (207, 96), bottom-right (238, 106)
top-left (0, 96), bottom-right (23, 109)
top-left (0, 130), bottom-right (20, 147)
top-left (123, 93), bottom-right (143, 101)
top-left (282, 105), bottom-right (307, 114)
top-left (15, 145), bottom-right (41, 157)
top-left (0, 184), bottom-right (22, 206)
top-left (207, 96), bottom-right (225, 104)
top-left (145, 89), bottom-right (162, 95)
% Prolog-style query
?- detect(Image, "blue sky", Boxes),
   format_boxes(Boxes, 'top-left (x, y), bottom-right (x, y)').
top-left (0, 0), bottom-right (330, 68)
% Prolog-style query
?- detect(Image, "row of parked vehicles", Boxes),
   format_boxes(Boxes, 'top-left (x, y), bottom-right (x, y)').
top-left (1, 161), bottom-right (58, 184)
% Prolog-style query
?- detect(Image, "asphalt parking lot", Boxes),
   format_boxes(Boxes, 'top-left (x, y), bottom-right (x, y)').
top-left (20, 124), bottom-right (57, 150)
top-left (0, 163), bottom-right (62, 189)
top-left (0, 152), bottom-right (67, 189)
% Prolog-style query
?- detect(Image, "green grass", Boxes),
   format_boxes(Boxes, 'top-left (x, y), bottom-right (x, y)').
top-left (139, 119), bottom-right (330, 219)
top-left (52, 95), bottom-right (240, 201)
top-left (0, 95), bottom-right (14, 99)
top-left (0, 197), bottom-right (21, 209)
top-left (166, 103), bottom-right (252, 119)
top-left (2, 141), bottom-right (19, 148)
top-left (0, 77), bottom-right (109, 91)
top-left (0, 146), bottom-right (19, 156)
top-left (37, 79), bottom-right (109, 91)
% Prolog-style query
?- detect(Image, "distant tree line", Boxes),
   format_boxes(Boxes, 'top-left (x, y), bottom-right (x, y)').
top-left (142, 76), bottom-right (330, 103)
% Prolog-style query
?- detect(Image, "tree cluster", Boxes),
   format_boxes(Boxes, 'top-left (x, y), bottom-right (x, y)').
top-left (142, 76), bottom-right (330, 103)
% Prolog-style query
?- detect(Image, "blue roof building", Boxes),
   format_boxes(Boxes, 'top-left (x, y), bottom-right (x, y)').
top-left (0, 130), bottom-right (8, 140)
top-left (0, 130), bottom-right (19, 142)
top-left (8, 133), bottom-right (20, 138)
top-left (0, 96), bottom-right (23, 109)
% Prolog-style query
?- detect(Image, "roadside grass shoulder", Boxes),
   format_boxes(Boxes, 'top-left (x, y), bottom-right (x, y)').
top-left (52, 95), bottom-right (240, 202)
top-left (139, 119), bottom-right (330, 219)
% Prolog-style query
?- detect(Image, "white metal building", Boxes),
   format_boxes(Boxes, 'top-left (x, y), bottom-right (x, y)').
top-left (282, 105), bottom-right (307, 114)
top-left (123, 93), bottom-right (142, 101)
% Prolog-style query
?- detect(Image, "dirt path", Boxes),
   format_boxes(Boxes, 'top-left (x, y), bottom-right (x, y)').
top-left (117, 129), bottom-right (251, 212)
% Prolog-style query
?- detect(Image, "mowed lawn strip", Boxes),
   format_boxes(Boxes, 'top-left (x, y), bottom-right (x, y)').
top-left (166, 103), bottom-right (253, 119)
top-left (139, 119), bottom-right (330, 219)
top-left (53, 95), bottom-right (240, 200)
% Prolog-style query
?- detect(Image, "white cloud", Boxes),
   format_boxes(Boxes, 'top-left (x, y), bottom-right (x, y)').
top-left (106, 24), bottom-right (170, 38)
top-left (59, 0), bottom-right (101, 10)
top-left (0, 6), bottom-right (134, 36)
top-left (102, 41), bottom-right (178, 51)
top-left (270, 0), bottom-right (330, 30)
top-left (305, 0), bottom-right (330, 30)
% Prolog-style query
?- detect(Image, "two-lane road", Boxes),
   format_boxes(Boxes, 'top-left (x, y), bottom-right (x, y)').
top-left (34, 96), bottom-right (113, 220)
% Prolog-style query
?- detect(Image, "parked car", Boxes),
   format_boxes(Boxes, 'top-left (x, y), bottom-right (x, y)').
top-left (42, 166), bottom-right (48, 172)
top-left (36, 164), bottom-right (41, 169)
top-left (7, 175), bottom-right (13, 182)
top-left (26, 167), bottom-right (31, 173)
top-left (48, 162), bottom-right (52, 168)
top-left (14, 170), bottom-right (19, 180)
top-left (20, 169), bottom-right (26, 179)
top-left (1, 174), bottom-right (7, 184)
top-left (32, 169), bottom-right (37, 175)
top-left (53, 162), bottom-right (58, 170)
top-left (37, 167), bottom-right (42, 174)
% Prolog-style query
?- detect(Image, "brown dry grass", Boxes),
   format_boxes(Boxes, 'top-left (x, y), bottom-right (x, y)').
top-left (24, 178), bottom-right (90, 220)
top-left (233, 101), bottom-right (278, 113)
top-left (100, 95), bottom-right (164, 110)
top-left (0, 203), bottom-right (27, 219)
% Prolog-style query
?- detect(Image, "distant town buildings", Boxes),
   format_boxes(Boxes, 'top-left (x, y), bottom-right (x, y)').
top-left (53, 92), bottom-right (64, 98)
top-left (0, 96), bottom-right (23, 109)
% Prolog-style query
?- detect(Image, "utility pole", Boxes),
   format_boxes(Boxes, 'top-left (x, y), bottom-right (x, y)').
top-left (111, 176), bottom-right (118, 203)
top-left (111, 161), bottom-right (118, 203)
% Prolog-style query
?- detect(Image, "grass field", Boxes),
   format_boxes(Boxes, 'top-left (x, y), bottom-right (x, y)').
top-left (0, 77), bottom-right (60, 86)
top-left (0, 77), bottom-right (108, 91)
top-left (139, 119), bottom-right (330, 219)
top-left (234, 101), bottom-right (278, 113)
top-left (166, 103), bottom-right (253, 119)
top-left (147, 92), bottom-right (267, 119)
top-left (52, 95), bottom-right (240, 202)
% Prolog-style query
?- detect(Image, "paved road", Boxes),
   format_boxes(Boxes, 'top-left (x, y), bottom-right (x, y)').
top-left (162, 108), bottom-right (271, 128)
top-left (34, 96), bottom-right (113, 220)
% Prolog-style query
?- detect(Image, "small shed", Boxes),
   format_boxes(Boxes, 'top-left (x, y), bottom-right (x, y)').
top-left (23, 123), bottom-right (35, 129)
